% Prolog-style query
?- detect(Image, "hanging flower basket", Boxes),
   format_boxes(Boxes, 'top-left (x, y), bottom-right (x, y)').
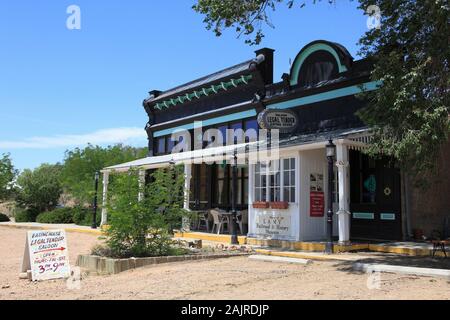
top-left (270, 201), bottom-right (289, 209)
top-left (252, 201), bottom-right (269, 209)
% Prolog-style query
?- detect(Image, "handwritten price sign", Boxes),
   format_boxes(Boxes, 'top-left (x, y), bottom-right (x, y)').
top-left (21, 230), bottom-right (71, 281)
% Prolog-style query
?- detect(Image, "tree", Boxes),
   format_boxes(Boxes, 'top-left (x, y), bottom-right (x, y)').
top-left (60, 144), bottom-right (148, 205)
top-left (105, 166), bottom-right (188, 258)
top-left (357, 0), bottom-right (450, 180)
top-left (193, 0), bottom-right (327, 45)
top-left (193, 0), bottom-right (450, 179)
top-left (0, 153), bottom-right (18, 201)
top-left (16, 164), bottom-right (63, 218)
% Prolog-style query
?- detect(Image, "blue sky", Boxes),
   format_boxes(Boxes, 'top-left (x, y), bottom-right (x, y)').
top-left (0, 0), bottom-right (368, 171)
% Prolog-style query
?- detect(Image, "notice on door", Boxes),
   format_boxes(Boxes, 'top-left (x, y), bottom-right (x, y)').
top-left (310, 173), bottom-right (325, 217)
top-left (21, 229), bottom-right (71, 281)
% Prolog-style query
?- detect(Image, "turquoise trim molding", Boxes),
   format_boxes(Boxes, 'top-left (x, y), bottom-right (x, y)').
top-left (380, 213), bottom-right (396, 221)
top-left (353, 212), bottom-right (375, 220)
top-left (154, 75), bottom-right (253, 110)
top-left (268, 81), bottom-right (382, 110)
top-left (290, 43), bottom-right (348, 86)
top-left (153, 109), bottom-right (257, 137)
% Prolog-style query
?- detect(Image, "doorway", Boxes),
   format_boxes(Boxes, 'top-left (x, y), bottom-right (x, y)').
top-left (350, 150), bottom-right (402, 240)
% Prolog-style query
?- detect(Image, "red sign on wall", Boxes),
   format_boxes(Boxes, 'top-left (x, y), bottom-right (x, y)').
top-left (310, 191), bottom-right (325, 217)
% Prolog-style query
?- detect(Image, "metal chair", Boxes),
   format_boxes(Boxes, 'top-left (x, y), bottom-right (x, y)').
top-left (210, 209), bottom-right (229, 234)
top-left (237, 210), bottom-right (248, 234)
top-left (196, 211), bottom-right (210, 232)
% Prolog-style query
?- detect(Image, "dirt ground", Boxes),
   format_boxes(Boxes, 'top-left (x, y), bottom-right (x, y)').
top-left (0, 226), bottom-right (449, 300)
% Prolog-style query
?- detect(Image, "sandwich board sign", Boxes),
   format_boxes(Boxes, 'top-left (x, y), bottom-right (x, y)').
top-left (21, 229), bottom-right (71, 281)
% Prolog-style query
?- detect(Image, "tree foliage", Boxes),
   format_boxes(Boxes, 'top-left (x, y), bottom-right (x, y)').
top-left (60, 144), bottom-right (147, 205)
top-left (193, 0), bottom-right (329, 45)
top-left (357, 0), bottom-right (450, 179)
top-left (105, 166), bottom-right (188, 258)
top-left (0, 153), bottom-right (18, 201)
top-left (16, 164), bottom-right (63, 218)
top-left (193, 0), bottom-right (450, 179)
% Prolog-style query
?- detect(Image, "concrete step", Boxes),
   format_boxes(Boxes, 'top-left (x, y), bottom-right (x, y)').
top-left (249, 255), bottom-right (312, 265)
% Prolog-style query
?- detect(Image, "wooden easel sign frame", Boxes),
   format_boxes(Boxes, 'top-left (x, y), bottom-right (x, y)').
top-left (21, 229), bottom-right (71, 281)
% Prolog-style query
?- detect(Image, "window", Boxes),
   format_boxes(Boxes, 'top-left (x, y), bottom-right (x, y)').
top-left (229, 122), bottom-right (243, 144)
top-left (156, 137), bottom-right (166, 155)
top-left (254, 163), bottom-right (267, 202)
top-left (254, 158), bottom-right (296, 203)
top-left (244, 119), bottom-right (258, 143)
top-left (216, 164), bottom-right (227, 205)
top-left (167, 136), bottom-right (175, 154)
top-left (268, 160), bottom-right (281, 202)
top-left (282, 158), bottom-right (296, 203)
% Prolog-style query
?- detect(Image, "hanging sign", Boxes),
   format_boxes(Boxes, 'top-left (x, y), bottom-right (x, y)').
top-left (257, 109), bottom-right (298, 133)
top-left (21, 229), bottom-right (71, 281)
top-left (310, 173), bottom-right (325, 217)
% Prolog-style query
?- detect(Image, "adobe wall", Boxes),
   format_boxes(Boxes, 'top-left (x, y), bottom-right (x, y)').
top-left (409, 140), bottom-right (450, 238)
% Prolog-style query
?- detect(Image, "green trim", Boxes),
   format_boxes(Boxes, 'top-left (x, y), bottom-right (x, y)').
top-left (353, 212), bottom-right (375, 220)
top-left (268, 81), bottom-right (382, 110)
top-left (380, 213), bottom-right (396, 221)
top-left (290, 43), bottom-right (348, 86)
top-left (154, 75), bottom-right (253, 110)
top-left (153, 109), bottom-right (257, 137)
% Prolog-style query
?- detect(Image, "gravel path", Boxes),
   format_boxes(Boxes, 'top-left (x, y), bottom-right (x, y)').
top-left (0, 227), bottom-right (449, 300)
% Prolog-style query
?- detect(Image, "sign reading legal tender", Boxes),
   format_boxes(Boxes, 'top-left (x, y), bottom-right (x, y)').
top-left (21, 230), bottom-right (71, 281)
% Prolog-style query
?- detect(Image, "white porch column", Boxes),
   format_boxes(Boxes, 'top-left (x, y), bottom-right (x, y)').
top-left (182, 164), bottom-right (192, 231)
top-left (183, 164), bottom-right (192, 210)
top-left (138, 169), bottom-right (146, 201)
top-left (336, 143), bottom-right (351, 244)
top-left (100, 171), bottom-right (109, 226)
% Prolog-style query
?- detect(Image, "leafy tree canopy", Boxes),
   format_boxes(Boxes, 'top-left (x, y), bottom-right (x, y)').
top-left (16, 163), bottom-right (63, 216)
top-left (357, 0), bottom-right (449, 179)
top-left (0, 153), bottom-right (18, 201)
top-left (60, 144), bottom-right (147, 205)
top-left (193, 0), bottom-right (329, 45)
top-left (193, 0), bottom-right (450, 179)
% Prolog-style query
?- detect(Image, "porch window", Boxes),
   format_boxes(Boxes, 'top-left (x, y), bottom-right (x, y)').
top-left (254, 158), bottom-right (296, 203)
top-left (156, 137), bottom-right (166, 155)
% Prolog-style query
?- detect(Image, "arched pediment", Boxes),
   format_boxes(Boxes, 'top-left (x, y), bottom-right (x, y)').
top-left (290, 40), bottom-right (353, 87)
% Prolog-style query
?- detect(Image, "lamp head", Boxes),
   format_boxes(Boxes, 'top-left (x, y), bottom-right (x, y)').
top-left (326, 139), bottom-right (336, 158)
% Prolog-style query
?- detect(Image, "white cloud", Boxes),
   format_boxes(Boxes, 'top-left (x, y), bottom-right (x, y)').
top-left (0, 127), bottom-right (147, 149)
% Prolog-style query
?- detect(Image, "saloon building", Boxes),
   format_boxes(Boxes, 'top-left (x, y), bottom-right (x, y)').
top-left (102, 40), bottom-right (450, 243)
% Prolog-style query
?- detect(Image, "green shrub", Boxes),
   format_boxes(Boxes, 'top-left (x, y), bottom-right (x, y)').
top-left (72, 206), bottom-right (89, 224)
top-left (36, 208), bottom-right (74, 224)
top-left (0, 213), bottom-right (9, 222)
top-left (14, 209), bottom-right (36, 222)
top-left (105, 166), bottom-right (188, 258)
top-left (72, 206), bottom-right (100, 227)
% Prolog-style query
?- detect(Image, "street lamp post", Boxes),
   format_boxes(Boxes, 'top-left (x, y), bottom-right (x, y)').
top-left (92, 171), bottom-right (100, 229)
top-left (325, 139), bottom-right (336, 254)
top-left (230, 150), bottom-right (239, 245)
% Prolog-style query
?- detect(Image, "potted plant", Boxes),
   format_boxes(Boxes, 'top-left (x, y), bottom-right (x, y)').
top-left (270, 201), bottom-right (289, 209)
top-left (252, 201), bottom-right (269, 209)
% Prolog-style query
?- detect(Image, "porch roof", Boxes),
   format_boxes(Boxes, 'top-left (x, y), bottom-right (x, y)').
top-left (101, 141), bottom-right (259, 173)
top-left (102, 127), bottom-right (370, 173)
